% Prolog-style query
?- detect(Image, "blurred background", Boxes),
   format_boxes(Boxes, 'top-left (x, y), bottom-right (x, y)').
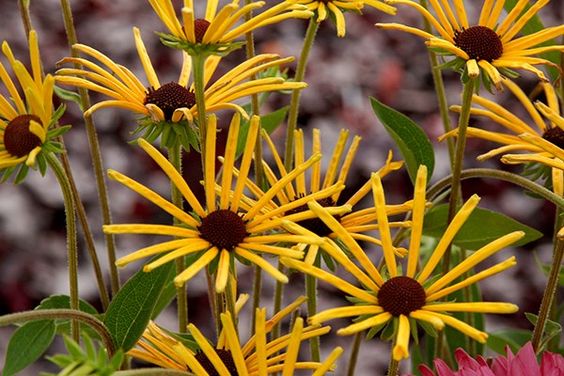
top-left (0, 0), bottom-right (562, 374)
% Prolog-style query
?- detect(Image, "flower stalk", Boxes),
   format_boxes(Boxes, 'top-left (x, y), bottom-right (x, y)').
top-left (284, 17), bottom-right (319, 169)
top-left (60, 0), bottom-right (120, 295)
top-left (346, 331), bottom-right (363, 376)
top-left (191, 53), bottom-right (208, 161)
top-left (45, 153), bottom-right (79, 341)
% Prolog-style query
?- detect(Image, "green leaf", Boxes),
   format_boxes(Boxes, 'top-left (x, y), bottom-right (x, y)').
top-left (104, 262), bottom-right (175, 351)
top-left (38, 295), bottom-right (98, 314)
top-left (54, 85), bottom-right (84, 111)
top-left (3, 320), bottom-right (56, 376)
top-left (503, 0), bottom-right (560, 81)
top-left (236, 106), bottom-right (289, 158)
top-left (423, 204), bottom-right (543, 250)
top-left (487, 329), bottom-right (531, 355)
top-left (370, 97), bottom-right (434, 184)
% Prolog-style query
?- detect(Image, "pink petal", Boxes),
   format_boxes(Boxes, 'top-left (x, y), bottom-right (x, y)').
top-left (511, 342), bottom-right (540, 376)
top-left (419, 364), bottom-right (437, 376)
top-left (540, 351), bottom-right (564, 376)
top-left (434, 359), bottom-right (456, 376)
top-left (455, 348), bottom-right (482, 371)
top-left (491, 357), bottom-right (509, 376)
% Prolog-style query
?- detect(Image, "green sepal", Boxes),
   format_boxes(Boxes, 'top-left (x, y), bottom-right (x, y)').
top-left (47, 125), bottom-right (72, 139)
top-left (54, 85), bottom-right (83, 111)
top-left (48, 104), bottom-right (67, 128)
top-left (131, 117), bottom-right (200, 152)
top-left (157, 32), bottom-right (245, 57)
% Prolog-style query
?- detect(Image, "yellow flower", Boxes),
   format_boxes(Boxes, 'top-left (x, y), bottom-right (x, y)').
top-left (56, 27), bottom-right (305, 124)
top-left (282, 165), bottom-right (523, 361)
top-left (377, 0), bottom-right (564, 86)
top-left (149, 0), bottom-right (312, 54)
top-left (442, 77), bottom-right (564, 195)
top-left (295, 0), bottom-right (396, 37)
top-left (129, 296), bottom-right (344, 375)
top-left (245, 128), bottom-right (408, 264)
top-left (0, 30), bottom-right (57, 173)
top-left (105, 114), bottom-right (324, 293)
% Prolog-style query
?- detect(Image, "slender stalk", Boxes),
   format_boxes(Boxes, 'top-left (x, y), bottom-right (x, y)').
top-left (167, 144), bottom-right (188, 332)
top-left (60, 0), bottom-right (120, 295)
top-left (426, 168), bottom-right (564, 209)
top-left (271, 261), bottom-right (286, 340)
top-left (192, 53), bottom-right (208, 162)
top-left (206, 269), bottom-right (220, 339)
top-left (17, 0), bottom-right (32, 37)
top-left (443, 78), bottom-right (476, 273)
top-left (306, 259), bottom-right (320, 362)
top-left (531, 226), bottom-right (564, 351)
top-left (346, 332), bottom-right (363, 376)
top-left (419, 0), bottom-right (454, 164)
top-left (0, 309), bottom-right (114, 356)
top-left (387, 357), bottom-right (399, 376)
top-left (46, 153), bottom-right (79, 341)
top-left (251, 265), bottom-right (262, 334)
top-left (284, 18), bottom-right (319, 170)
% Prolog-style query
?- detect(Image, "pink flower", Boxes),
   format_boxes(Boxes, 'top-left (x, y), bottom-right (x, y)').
top-left (417, 342), bottom-right (564, 376)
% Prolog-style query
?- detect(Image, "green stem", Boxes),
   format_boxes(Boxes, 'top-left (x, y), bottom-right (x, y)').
top-left (192, 53), bottom-right (208, 163)
top-left (17, 0), bottom-right (32, 37)
top-left (305, 260), bottom-right (320, 362)
top-left (206, 269), bottom-right (221, 339)
top-left (346, 332), bottom-right (363, 376)
top-left (419, 0), bottom-right (454, 164)
top-left (168, 144), bottom-right (188, 332)
top-left (443, 78), bottom-right (476, 274)
top-left (284, 18), bottom-right (319, 170)
top-left (531, 226), bottom-right (564, 351)
top-left (0, 309), bottom-right (114, 356)
top-left (271, 261), bottom-right (286, 340)
top-left (426, 168), bottom-right (564, 209)
top-left (387, 357), bottom-right (399, 376)
top-left (46, 153), bottom-right (79, 341)
top-left (60, 0), bottom-right (120, 295)
top-left (251, 265), bottom-right (262, 335)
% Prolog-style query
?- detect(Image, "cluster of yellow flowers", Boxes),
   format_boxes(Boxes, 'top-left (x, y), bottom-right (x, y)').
top-left (0, 0), bottom-right (563, 375)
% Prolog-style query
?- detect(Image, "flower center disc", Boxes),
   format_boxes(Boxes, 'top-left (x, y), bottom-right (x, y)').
top-left (199, 209), bottom-right (248, 251)
top-left (193, 349), bottom-right (237, 376)
top-left (286, 197), bottom-right (336, 237)
top-left (3, 114), bottom-right (43, 157)
top-left (543, 127), bottom-right (564, 149)
top-left (454, 25), bottom-right (503, 62)
top-left (144, 82), bottom-right (196, 121)
top-left (194, 19), bottom-right (211, 43)
top-left (377, 276), bottom-right (426, 316)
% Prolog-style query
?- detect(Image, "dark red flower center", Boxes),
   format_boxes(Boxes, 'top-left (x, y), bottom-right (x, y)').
top-left (144, 82), bottom-right (196, 121)
top-left (194, 19), bottom-right (211, 43)
top-left (286, 197), bottom-right (337, 237)
top-left (543, 126), bottom-right (564, 149)
top-left (377, 276), bottom-right (426, 316)
top-left (193, 349), bottom-right (237, 375)
top-left (199, 209), bottom-right (249, 251)
top-left (3, 114), bottom-right (43, 157)
top-left (454, 26), bottom-right (503, 62)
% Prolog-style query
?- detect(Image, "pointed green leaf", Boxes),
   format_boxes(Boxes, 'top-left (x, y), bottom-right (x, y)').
top-left (423, 204), bottom-right (543, 249)
top-left (370, 97), bottom-right (434, 184)
top-left (487, 329), bottom-right (532, 355)
top-left (3, 320), bottom-right (56, 376)
top-left (104, 262), bottom-right (175, 351)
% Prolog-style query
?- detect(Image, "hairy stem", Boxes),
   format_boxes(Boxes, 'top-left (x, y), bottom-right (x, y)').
top-left (284, 18), bottom-right (319, 170)
top-left (60, 0), bottom-right (120, 295)
top-left (346, 331), bottom-right (363, 376)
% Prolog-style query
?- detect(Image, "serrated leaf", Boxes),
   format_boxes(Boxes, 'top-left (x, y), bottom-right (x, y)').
top-left (487, 329), bottom-right (531, 355)
top-left (423, 204), bottom-right (542, 250)
top-left (370, 97), bottom-right (434, 184)
top-left (3, 320), bottom-right (56, 376)
top-left (236, 106), bottom-right (289, 158)
top-left (104, 262), bottom-right (175, 351)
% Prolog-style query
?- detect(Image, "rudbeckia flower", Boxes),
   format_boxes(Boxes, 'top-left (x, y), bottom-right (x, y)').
top-left (105, 114), bottom-right (324, 293)
top-left (149, 0), bottom-right (312, 55)
top-left (248, 128), bottom-right (408, 264)
top-left (0, 30), bottom-right (60, 177)
top-left (282, 165), bottom-right (523, 361)
top-left (441, 77), bottom-right (564, 195)
top-left (130, 296), bottom-right (344, 375)
top-left (294, 0), bottom-right (396, 37)
top-left (377, 0), bottom-right (564, 86)
top-left (56, 27), bottom-right (305, 125)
